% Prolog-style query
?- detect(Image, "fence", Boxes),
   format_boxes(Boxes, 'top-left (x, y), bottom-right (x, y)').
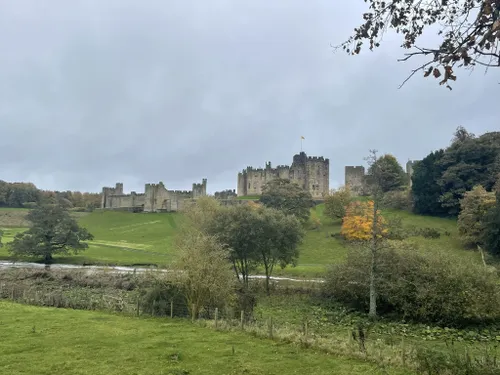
top-left (1, 281), bottom-right (499, 375)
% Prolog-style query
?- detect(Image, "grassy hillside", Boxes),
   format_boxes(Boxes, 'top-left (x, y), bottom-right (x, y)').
top-left (0, 204), bottom-right (481, 275)
top-left (0, 301), bottom-right (407, 375)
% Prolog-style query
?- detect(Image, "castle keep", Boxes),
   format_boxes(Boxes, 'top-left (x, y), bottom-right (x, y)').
top-left (101, 179), bottom-right (207, 212)
top-left (237, 152), bottom-right (329, 199)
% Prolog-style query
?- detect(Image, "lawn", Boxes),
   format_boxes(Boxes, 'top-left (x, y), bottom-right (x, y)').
top-left (0, 204), bottom-right (481, 276)
top-left (0, 301), bottom-right (410, 375)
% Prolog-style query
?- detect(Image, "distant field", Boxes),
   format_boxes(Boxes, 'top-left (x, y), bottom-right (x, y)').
top-left (0, 301), bottom-right (406, 375)
top-left (0, 204), bottom-right (481, 275)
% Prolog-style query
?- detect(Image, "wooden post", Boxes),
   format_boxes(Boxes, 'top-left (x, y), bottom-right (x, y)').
top-left (268, 318), bottom-right (273, 339)
top-left (240, 310), bottom-right (244, 330)
top-left (215, 308), bottom-right (219, 329)
top-left (192, 304), bottom-right (195, 322)
top-left (304, 320), bottom-right (308, 337)
top-left (152, 301), bottom-right (156, 316)
top-left (136, 296), bottom-right (140, 316)
top-left (170, 300), bottom-right (173, 318)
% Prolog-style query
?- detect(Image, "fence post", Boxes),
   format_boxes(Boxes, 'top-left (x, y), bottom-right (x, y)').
top-left (268, 317), bottom-right (273, 339)
top-left (215, 307), bottom-right (219, 329)
top-left (170, 300), bottom-right (173, 318)
top-left (192, 304), bottom-right (195, 322)
top-left (240, 310), bottom-right (244, 330)
top-left (136, 296), bottom-right (140, 317)
top-left (152, 301), bottom-right (156, 316)
top-left (304, 320), bottom-right (308, 337)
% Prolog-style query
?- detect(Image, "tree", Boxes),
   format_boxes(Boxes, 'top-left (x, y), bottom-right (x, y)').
top-left (343, 150), bottom-right (389, 319)
top-left (411, 149), bottom-right (448, 216)
top-left (367, 154), bottom-right (407, 193)
top-left (438, 130), bottom-right (500, 215)
top-left (253, 206), bottom-right (304, 294)
top-left (259, 178), bottom-right (314, 223)
top-left (174, 230), bottom-right (236, 318)
top-left (457, 185), bottom-right (496, 247)
top-left (337, 0), bottom-right (500, 89)
top-left (341, 200), bottom-right (388, 241)
top-left (8, 204), bottom-right (94, 263)
top-left (323, 186), bottom-right (352, 221)
top-left (481, 179), bottom-right (500, 257)
top-left (208, 204), bottom-right (304, 293)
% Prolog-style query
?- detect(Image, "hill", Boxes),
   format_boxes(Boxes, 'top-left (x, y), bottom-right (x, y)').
top-left (0, 204), bottom-right (481, 275)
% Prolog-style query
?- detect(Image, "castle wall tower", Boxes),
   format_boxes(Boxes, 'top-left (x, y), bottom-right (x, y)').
top-left (345, 166), bottom-right (365, 195)
top-left (406, 160), bottom-right (416, 187)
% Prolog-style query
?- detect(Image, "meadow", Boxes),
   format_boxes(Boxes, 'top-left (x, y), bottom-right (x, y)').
top-left (0, 203), bottom-right (482, 277)
top-left (0, 300), bottom-right (410, 375)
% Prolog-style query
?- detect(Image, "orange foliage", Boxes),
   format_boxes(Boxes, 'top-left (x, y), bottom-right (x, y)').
top-left (340, 200), bottom-right (388, 241)
top-left (247, 200), bottom-right (261, 210)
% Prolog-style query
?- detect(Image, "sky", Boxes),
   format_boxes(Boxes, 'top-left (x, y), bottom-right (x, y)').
top-left (0, 0), bottom-right (498, 195)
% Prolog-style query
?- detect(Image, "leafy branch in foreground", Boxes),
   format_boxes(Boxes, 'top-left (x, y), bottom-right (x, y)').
top-left (336, 0), bottom-right (500, 89)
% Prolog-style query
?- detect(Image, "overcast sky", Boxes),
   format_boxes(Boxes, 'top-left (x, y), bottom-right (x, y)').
top-left (0, 1), bottom-right (498, 194)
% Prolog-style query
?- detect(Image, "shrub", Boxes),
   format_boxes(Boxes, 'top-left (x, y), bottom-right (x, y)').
top-left (323, 186), bottom-right (352, 221)
top-left (22, 202), bottom-right (38, 209)
top-left (141, 282), bottom-right (188, 317)
top-left (417, 227), bottom-right (441, 239)
top-left (322, 247), bottom-right (500, 326)
top-left (380, 189), bottom-right (413, 211)
top-left (457, 185), bottom-right (496, 248)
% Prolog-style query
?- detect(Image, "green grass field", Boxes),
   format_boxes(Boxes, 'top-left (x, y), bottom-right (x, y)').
top-left (0, 301), bottom-right (409, 375)
top-left (0, 204), bottom-right (482, 275)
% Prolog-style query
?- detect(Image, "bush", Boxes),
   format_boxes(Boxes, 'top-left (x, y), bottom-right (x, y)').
top-left (70, 207), bottom-right (87, 212)
top-left (417, 227), bottom-right (441, 239)
top-left (141, 282), bottom-right (188, 317)
top-left (381, 189), bottom-right (413, 211)
top-left (322, 247), bottom-right (500, 326)
top-left (22, 202), bottom-right (38, 209)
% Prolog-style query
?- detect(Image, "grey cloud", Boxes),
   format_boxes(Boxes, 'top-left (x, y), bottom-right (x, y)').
top-left (0, 0), bottom-right (498, 194)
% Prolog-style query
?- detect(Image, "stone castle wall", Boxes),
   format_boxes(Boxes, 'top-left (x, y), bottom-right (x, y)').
top-left (101, 179), bottom-right (207, 212)
top-left (237, 152), bottom-right (329, 199)
top-left (345, 160), bottom-right (419, 195)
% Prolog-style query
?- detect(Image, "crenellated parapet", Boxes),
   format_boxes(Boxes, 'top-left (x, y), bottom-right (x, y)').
top-left (237, 151), bottom-right (329, 199)
top-left (101, 178), bottom-right (208, 212)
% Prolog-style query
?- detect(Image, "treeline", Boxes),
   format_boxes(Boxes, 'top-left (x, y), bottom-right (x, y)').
top-left (412, 127), bottom-right (500, 217)
top-left (0, 180), bottom-right (101, 211)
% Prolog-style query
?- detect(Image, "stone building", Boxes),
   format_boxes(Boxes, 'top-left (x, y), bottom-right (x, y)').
top-left (101, 179), bottom-right (207, 212)
top-left (214, 189), bottom-right (237, 200)
top-left (345, 159), bottom-right (419, 195)
top-left (237, 152), bottom-right (329, 199)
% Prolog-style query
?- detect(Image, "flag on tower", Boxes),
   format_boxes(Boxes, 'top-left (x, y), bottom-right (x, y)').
top-left (301, 136), bottom-right (305, 140)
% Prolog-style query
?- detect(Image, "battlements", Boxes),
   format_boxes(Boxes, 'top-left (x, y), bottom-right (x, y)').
top-left (101, 178), bottom-right (208, 212)
top-left (307, 156), bottom-right (329, 162)
top-left (170, 190), bottom-right (192, 195)
top-left (237, 151), bottom-right (329, 199)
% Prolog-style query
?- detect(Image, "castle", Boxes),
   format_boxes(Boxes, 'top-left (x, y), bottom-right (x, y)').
top-left (101, 179), bottom-right (207, 212)
top-left (345, 160), bottom-right (418, 195)
top-left (237, 152), bottom-right (329, 199)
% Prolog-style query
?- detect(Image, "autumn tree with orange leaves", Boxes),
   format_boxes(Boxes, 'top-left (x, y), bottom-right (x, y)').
top-left (341, 201), bottom-right (388, 242)
top-left (340, 150), bottom-right (390, 319)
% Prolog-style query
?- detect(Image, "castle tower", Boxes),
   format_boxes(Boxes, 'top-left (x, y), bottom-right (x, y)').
top-left (345, 166), bottom-right (365, 195)
top-left (236, 152), bottom-right (330, 199)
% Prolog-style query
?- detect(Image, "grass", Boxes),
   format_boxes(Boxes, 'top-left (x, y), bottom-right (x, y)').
top-left (0, 203), bottom-right (482, 275)
top-left (0, 301), bottom-right (410, 375)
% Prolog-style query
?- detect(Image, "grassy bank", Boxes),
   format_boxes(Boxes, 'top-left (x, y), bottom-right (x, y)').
top-left (0, 205), bottom-right (482, 275)
top-left (0, 300), bottom-right (409, 375)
